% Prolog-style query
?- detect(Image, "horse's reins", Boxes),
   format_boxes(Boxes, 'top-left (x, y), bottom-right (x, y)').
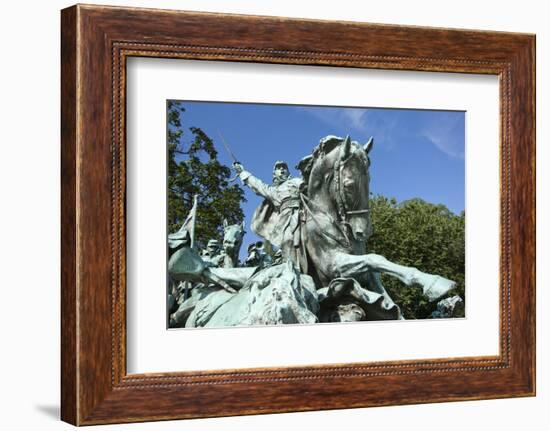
top-left (299, 192), bottom-right (352, 248)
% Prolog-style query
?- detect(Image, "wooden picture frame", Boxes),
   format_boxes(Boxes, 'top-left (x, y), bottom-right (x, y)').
top-left (61, 4), bottom-right (535, 425)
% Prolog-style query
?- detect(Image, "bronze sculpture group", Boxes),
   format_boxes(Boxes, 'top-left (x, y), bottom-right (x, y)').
top-left (168, 135), bottom-right (456, 328)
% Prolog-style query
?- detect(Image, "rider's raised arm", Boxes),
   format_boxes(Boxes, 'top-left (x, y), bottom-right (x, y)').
top-left (238, 170), bottom-right (278, 204)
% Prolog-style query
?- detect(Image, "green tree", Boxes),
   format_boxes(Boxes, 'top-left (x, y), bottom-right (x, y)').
top-left (368, 195), bottom-right (465, 319)
top-left (167, 101), bottom-right (245, 249)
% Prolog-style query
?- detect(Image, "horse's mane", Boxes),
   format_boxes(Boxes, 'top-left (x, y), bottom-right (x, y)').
top-left (297, 135), bottom-right (366, 186)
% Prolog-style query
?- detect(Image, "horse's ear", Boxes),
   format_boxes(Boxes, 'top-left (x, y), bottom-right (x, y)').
top-left (223, 219), bottom-right (228, 229)
top-left (241, 220), bottom-right (246, 231)
top-left (341, 135), bottom-right (352, 160)
top-left (364, 137), bottom-right (374, 154)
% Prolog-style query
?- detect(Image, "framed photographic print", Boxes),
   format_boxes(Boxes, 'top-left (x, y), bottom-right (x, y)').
top-left (61, 4), bottom-right (535, 425)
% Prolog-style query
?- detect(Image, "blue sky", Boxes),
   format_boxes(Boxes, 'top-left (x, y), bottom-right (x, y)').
top-left (171, 101), bottom-right (465, 259)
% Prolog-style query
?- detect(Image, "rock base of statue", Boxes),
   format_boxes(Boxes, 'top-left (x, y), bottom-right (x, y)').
top-left (170, 260), bottom-right (415, 328)
top-left (171, 261), bottom-right (318, 328)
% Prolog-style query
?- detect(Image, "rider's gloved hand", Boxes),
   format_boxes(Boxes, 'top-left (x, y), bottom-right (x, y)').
top-left (233, 162), bottom-right (244, 174)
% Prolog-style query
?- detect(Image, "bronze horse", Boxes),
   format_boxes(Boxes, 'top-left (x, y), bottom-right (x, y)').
top-left (297, 135), bottom-right (455, 302)
top-left (219, 219), bottom-right (245, 268)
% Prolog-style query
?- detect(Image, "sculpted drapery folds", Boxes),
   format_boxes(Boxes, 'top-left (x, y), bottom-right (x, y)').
top-left (233, 160), bottom-right (305, 269)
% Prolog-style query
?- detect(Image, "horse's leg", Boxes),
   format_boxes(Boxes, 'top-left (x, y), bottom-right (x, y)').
top-left (364, 271), bottom-right (404, 319)
top-left (334, 252), bottom-right (455, 301)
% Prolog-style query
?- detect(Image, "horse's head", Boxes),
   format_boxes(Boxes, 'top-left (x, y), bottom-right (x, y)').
top-left (222, 219), bottom-right (246, 255)
top-left (299, 135), bottom-right (374, 246)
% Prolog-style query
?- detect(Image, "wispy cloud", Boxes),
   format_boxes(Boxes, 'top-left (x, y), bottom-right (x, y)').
top-left (296, 106), bottom-right (464, 158)
top-left (420, 113), bottom-right (464, 159)
top-left (296, 107), bottom-right (398, 149)
top-left (341, 109), bottom-right (369, 131)
top-left (295, 107), bottom-right (364, 131)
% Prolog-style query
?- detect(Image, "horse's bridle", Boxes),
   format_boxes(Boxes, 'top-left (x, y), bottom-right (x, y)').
top-left (299, 141), bottom-right (371, 249)
top-left (333, 150), bottom-right (371, 233)
top-left (299, 155), bottom-right (370, 250)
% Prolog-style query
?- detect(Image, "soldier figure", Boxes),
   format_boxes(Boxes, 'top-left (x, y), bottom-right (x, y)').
top-left (200, 239), bottom-right (224, 267)
top-left (233, 161), bottom-right (305, 269)
top-left (244, 241), bottom-right (273, 268)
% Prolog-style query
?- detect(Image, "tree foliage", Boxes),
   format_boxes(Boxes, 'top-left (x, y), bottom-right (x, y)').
top-left (368, 195), bottom-right (465, 319)
top-left (167, 101), bottom-right (246, 250)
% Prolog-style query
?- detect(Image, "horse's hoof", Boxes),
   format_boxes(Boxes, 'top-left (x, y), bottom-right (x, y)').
top-left (423, 275), bottom-right (456, 302)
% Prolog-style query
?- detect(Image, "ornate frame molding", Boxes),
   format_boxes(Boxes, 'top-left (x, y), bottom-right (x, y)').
top-left (61, 5), bottom-right (535, 425)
